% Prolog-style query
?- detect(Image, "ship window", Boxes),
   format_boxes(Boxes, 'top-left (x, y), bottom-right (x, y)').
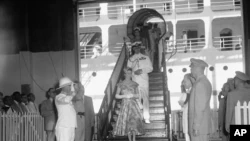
top-left (79, 32), bottom-right (102, 59)
top-left (220, 28), bottom-right (233, 51)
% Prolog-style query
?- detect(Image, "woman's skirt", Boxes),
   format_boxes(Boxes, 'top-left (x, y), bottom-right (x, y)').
top-left (113, 98), bottom-right (145, 136)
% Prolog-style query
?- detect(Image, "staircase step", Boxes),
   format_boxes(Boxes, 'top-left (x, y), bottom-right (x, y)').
top-left (144, 121), bottom-right (165, 129)
top-left (149, 83), bottom-right (163, 88)
top-left (149, 77), bottom-right (163, 81)
top-left (150, 113), bottom-right (165, 121)
top-left (149, 95), bottom-right (164, 101)
top-left (150, 107), bottom-right (165, 114)
top-left (109, 136), bottom-right (168, 141)
top-left (150, 90), bottom-right (164, 95)
top-left (150, 85), bottom-right (164, 91)
top-left (143, 129), bottom-right (166, 137)
top-left (149, 101), bottom-right (164, 108)
top-left (149, 72), bottom-right (163, 77)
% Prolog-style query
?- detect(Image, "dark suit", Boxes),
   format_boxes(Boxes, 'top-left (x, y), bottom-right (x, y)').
top-left (74, 92), bottom-right (85, 141)
top-left (84, 96), bottom-right (95, 141)
top-left (40, 99), bottom-right (57, 131)
top-left (225, 86), bottom-right (250, 133)
top-left (12, 101), bottom-right (23, 113)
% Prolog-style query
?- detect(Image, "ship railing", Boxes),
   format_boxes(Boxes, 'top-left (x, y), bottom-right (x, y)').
top-left (166, 38), bottom-right (206, 53)
top-left (211, 0), bottom-right (241, 12)
top-left (80, 43), bottom-right (125, 59)
top-left (78, 1), bottom-right (241, 21)
top-left (80, 44), bottom-right (102, 59)
top-left (96, 43), bottom-right (128, 140)
top-left (213, 35), bottom-right (242, 51)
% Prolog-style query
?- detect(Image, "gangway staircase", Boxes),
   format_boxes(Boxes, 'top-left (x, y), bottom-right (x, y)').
top-left (96, 40), bottom-right (171, 141)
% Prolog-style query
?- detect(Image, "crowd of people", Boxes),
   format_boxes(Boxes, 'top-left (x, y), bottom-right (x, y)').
top-left (0, 91), bottom-right (38, 114)
top-left (178, 59), bottom-right (250, 141)
top-left (0, 79), bottom-right (95, 141)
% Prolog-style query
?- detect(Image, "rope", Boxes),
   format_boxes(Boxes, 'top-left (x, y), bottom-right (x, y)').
top-left (48, 52), bottom-right (59, 80)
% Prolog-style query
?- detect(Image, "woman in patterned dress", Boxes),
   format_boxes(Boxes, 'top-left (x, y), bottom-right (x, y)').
top-left (113, 67), bottom-right (144, 141)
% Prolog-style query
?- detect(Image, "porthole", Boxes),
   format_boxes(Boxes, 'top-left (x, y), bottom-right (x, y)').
top-left (168, 68), bottom-right (173, 73)
top-left (209, 66), bottom-right (214, 71)
top-left (223, 66), bottom-right (228, 71)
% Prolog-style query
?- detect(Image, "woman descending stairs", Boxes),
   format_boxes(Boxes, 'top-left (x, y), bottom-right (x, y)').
top-left (109, 72), bottom-right (169, 141)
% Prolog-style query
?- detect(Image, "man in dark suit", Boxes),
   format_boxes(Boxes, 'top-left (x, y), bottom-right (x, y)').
top-left (11, 91), bottom-right (23, 114)
top-left (73, 81), bottom-right (85, 141)
top-left (225, 71), bottom-right (250, 133)
top-left (84, 95), bottom-right (95, 141)
top-left (41, 88), bottom-right (57, 141)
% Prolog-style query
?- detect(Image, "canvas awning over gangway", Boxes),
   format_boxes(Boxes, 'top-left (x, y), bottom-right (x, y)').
top-left (127, 8), bottom-right (167, 40)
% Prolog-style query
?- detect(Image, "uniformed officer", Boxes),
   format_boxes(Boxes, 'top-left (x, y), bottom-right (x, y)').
top-left (127, 43), bottom-right (153, 123)
top-left (188, 58), bottom-right (212, 141)
top-left (225, 71), bottom-right (250, 133)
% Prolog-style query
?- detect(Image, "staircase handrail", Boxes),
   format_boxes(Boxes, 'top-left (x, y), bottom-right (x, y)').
top-left (161, 39), bottom-right (172, 140)
top-left (97, 41), bottom-right (128, 141)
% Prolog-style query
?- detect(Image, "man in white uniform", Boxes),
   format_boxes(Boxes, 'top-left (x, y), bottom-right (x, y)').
top-left (55, 77), bottom-right (77, 141)
top-left (127, 44), bottom-right (153, 123)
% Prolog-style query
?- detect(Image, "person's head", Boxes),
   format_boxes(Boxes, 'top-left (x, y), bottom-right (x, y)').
top-left (183, 30), bottom-right (187, 34)
top-left (46, 88), bottom-right (56, 99)
top-left (133, 28), bottom-right (140, 37)
top-left (233, 71), bottom-right (250, 88)
top-left (12, 91), bottom-right (22, 103)
top-left (73, 81), bottom-right (85, 95)
top-left (131, 44), bottom-right (141, 55)
top-left (58, 77), bottom-right (73, 94)
top-left (124, 67), bottom-right (133, 80)
top-left (148, 23), bottom-right (153, 29)
top-left (189, 58), bottom-right (208, 78)
top-left (221, 83), bottom-right (230, 97)
top-left (227, 78), bottom-right (235, 91)
top-left (21, 94), bottom-right (28, 104)
top-left (153, 23), bottom-right (158, 28)
top-left (27, 93), bottom-right (35, 102)
top-left (181, 73), bottom-right (195, 92)
top-left (3, 96), bottom-right (14, 106)
top-left (169, 32), bottom-right (173, 36)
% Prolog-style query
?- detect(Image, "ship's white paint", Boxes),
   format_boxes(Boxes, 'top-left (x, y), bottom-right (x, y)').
top-left (78, 0), bottom-right (243, 112)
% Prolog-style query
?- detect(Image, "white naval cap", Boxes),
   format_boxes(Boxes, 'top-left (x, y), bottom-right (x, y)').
top-left (190, 58), bottom-right (208, 68)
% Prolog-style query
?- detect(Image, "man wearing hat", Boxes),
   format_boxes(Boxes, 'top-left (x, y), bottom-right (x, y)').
top-left (188, 58), bottom-right (212, 141)
top-left (225, 71), bottom-right (250, 133)
top-left (127, 43), bottom-right (153, 123)
top-left (55, 77), bottom-right (77, 141)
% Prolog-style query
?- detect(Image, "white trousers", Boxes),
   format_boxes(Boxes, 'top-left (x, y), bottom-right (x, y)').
top-left (185, 133), bottom-right (190, 141)
top-left (139, 86), bottom-right (150, 120)
top-left (55, 126), bottom-right (75, 141)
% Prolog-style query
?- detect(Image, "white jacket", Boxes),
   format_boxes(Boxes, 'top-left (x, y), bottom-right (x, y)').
top-left (127, 53), bottom-right (153, 87)
top-left (55, 93), bottom-right (77, 128)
